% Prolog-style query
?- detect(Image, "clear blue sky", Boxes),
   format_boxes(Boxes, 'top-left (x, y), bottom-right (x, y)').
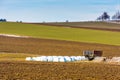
top-left (0, 0), bottom-right (119, 22)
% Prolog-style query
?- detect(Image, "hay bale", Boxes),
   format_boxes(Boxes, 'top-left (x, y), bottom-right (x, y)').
top-left (47, 56), bottom-right (53, 62)
top-left (64, 56), bottom-right (72, 62)
top-left (53, 57), bottom-right (59, 62)
top-left (111, 57), bottom-right (120, 62)
top-left (26, 57), bottom-right (32, 61)
top-left (59, 57), bottom-right (65, 62)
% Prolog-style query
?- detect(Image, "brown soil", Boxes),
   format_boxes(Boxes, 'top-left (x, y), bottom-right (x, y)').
top-left (0, 36), bottom-right (120, 57)
top-left (0, 61), bottom-right (120, 80)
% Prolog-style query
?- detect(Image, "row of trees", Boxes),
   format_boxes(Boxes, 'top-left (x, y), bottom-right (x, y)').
top-left (0, 19), bottom-right (7, 22)
top-left (97, 12), bottom-right (120, 21)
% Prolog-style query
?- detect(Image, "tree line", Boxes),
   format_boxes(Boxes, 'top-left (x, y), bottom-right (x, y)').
top-left (0, 18), bottom-right (7, 22)
top-left (97, 11), bottom-right (120, 21)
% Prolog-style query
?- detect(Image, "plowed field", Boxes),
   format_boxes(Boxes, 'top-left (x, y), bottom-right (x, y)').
top-left (0, 36), bottom-right (120, 57)
top-left (0, 61), bottom-right (120, 80)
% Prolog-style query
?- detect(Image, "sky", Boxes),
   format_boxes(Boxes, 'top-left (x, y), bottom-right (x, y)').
top-left (0, 0), bottom-right (119, 22)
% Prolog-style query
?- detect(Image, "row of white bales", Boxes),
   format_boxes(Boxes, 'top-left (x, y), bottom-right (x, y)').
top-left (26, 56), bottom-right (88, 62)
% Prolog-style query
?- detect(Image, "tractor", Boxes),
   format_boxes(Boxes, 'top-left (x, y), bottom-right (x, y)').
top-left (83, 50), bottom-right (103, 61)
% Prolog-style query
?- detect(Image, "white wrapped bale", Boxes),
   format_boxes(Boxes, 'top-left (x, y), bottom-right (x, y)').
top-left (70, 56), bottom-right (87, 61)
top-left (64, 56), bottom-right (72, 62)
top-left (53, 57), bottom-right (59, 62)
top-left (26, 56), bottom-right (88, 62)
top-left (26, 57), bottom-right (32, 61)
top-left (75, 56), bottom-right (81, 61)
top-left (40, 56), bottom-right (48, 62)
top-left (47, 56), bottom-right (53, 62)
top-left (80, 56), bottom-right (87, 61)
top-left (32, 57), bottom-right (37, 61)
top-left (111, 57), bottom-right (120, 62)
top-left (70, 56), bottom-right (76, 61)
top-left (59, 57), bottom-right (65, 62)
top-left (35, 57), bottom-right (43, 61)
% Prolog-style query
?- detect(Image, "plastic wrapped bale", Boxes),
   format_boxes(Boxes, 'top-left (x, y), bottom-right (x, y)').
top-left (75, 56), bottom-right (81, 61)
top-left (64, 56), bottom-right (72, 62)
top-left (70, 56), bottom-right (76, 61)
top-left (73, 56), bottom-right (79, 61)
top-left (58, 56), bottom-right (63, 58)
top-left (53, 56), bottom-right (58, 58)
top-left (81, 56), bottom-right (87, 61)
top-left (59, 57), bottom-right (66, 62)
top-left (53, 57), bottom-right (59, 62)
top-left (35, 57), bottom-right (43, 61)
top-left (47, 56), bottom-right (53, 62)
top-left (26, 57), bottom-right (32, 61)
top-left (40, 56), bottom-right (48, 62)
top-left (76, 56), bottom-right (86, 61)
top-left (112, 57), bottom-right (120, 62)
top-left (32, 57), bottom-right (38, 61)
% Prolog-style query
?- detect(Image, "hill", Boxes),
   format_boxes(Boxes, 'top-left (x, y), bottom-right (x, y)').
top-left (37, 21), bottom-right (120, 32)
top-left (0, 22), bottom-right (120, 45)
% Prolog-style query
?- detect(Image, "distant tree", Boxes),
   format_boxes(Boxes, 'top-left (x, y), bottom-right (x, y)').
top-left (0, 18), bottom-right (7, 22)
top-left (97, 12), bottom-right (110, 21)
top-left (112, 11), bottom-right (120, 20)
top-left (66, 20), bottom-right (69, 23)
top-left (42, 21), bottom-right (45, 23)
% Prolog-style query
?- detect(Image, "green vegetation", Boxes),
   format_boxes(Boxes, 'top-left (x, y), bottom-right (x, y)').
top-left (0, 53), bottom-right (37, 61)
top-left (0, 22), bottom-right (120, 45)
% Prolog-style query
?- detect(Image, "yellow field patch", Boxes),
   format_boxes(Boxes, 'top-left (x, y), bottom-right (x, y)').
top-left (0, 53), bottom-right (38, 61)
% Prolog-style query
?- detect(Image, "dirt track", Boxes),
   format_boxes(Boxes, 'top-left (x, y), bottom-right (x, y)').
top-left (0, 36), bottom-right (120, 57)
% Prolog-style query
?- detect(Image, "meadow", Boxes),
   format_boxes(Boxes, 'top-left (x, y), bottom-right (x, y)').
top-left (0, 22), bottom-right (120, 45)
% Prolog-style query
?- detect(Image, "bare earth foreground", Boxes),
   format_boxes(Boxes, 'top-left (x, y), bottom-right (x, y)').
top-left (0, 61), bottom-right (120, 80)
top-left (0, 36), bottom-right (120, 80)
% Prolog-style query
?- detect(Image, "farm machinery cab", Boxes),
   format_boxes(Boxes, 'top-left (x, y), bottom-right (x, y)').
top-left (83, 50), bottom-right (103, 61)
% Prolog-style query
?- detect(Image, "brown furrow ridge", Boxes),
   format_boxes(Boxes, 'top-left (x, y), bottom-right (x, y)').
top-left (0, 36), bottom-right (120, 57)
